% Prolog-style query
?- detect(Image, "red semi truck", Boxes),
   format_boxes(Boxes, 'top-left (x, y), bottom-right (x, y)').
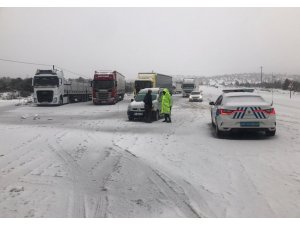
top-left (92, 70), bottom-right (126, 105)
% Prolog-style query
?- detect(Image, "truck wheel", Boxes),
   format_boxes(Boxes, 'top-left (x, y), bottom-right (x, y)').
top-left (128, 116), bottom-right (134, 121)
top-left (59, 96), bottom-right (63, 105)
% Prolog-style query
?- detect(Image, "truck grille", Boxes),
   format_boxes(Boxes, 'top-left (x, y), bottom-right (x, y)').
top-left (37, 90), bottom-right (53, 102)
top-left (96, 91), bottom-right (111, 100)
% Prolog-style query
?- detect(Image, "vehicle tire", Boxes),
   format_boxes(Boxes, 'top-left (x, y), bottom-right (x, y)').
top-left (128, 116), bottom-right (134, 121)
top-left (59, 96), bottom-right (63, 105)
top-left (211, 114), bottom-right (216, 127)
top-left (153, 110), bottom-right (159, 121)
top-left (215, 123), bottom-right (224, 138)
top-left (211, 118), bottom-right (215, 127)
top-left (265, 130), bottom-right (276, 137)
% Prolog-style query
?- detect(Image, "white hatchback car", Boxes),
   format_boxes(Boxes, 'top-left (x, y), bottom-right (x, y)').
top-left (127, 88), bottom-right (163, 121)
top-left (210, 91), bottom-right (276, 138)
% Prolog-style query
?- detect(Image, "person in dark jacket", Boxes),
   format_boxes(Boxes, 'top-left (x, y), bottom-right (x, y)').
top-left (143, 89), bottom-right (153, 123)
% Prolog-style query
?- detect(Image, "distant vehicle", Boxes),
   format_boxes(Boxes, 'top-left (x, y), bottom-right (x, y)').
top-left (91, 70), bottom-right (125, 105)
top-left (134, 72), bottom-right (172, 95)
top-left (209, 92), bottom-right (276, 138)
top-left (174, 81), bottom-right (182, 94)
top-left (189, 91), bottom-right (203, 102)
top-left (127, 88), bottom-right (163, 121)
top-left (182, 78), bottom-right (196, 97)
top-left (33, 69), bottom-right (91, 106)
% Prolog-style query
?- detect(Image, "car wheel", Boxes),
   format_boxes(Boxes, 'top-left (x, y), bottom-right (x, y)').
top-left (128, 116), bottom-right (134, 121)
top-left (215, 123), bottom-right (224, 138)
top-left (265, 130), bottom-right (276, 136)
top-left (211, 118), bottom-right (215, 127)
top-left (211, 114), bottom-right (216, 127)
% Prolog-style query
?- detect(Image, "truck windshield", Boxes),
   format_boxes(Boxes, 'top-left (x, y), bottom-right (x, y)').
top-left (135, 93), bottom-right (157, 102)
top-left (93, 80), bottom-right (114, 89)
top-left (34, 76), bottom-right (59, 86)
top-left (182, 84), bottom-right (195, 88)
top-left (135, 80), bottom-right (152, 93)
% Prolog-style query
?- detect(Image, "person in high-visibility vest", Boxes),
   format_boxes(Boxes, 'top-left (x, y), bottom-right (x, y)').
top-left (161, 88), bottom-right (172, 123)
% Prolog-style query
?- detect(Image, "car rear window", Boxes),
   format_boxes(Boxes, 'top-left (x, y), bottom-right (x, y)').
top-left (223, 96), bottom-right (265, 104)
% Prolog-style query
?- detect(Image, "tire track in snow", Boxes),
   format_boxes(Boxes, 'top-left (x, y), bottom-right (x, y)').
top-left (0, 134), bottom-right (43, 170)
top-left (46, 130), bottom-right (124, 217)
top-left (111, 141), bottom-right (205, 217)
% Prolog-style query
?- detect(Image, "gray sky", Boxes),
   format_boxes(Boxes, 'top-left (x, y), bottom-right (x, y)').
top-left (1, 7), bottom-right (300, 79)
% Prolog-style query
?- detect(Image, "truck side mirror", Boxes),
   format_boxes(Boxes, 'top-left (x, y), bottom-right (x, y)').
top-left (115, 81), bottom-right (118, 87)
top-left (90, 81), bottom-right (93, 87)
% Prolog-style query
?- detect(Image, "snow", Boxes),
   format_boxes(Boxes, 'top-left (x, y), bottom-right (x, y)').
top-left (0, 87), bottom-right (300, 217)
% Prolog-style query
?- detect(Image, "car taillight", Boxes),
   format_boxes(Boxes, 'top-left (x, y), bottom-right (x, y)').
top-left (264, 108), bottom-right (276, 115)
top-left (218, 109), bottom-right (234, 115)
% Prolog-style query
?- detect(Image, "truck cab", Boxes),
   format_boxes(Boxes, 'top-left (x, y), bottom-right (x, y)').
top-left (33, 69), bottom-right (66, 105)
top-left (182, 79), bottom-right (196, 97)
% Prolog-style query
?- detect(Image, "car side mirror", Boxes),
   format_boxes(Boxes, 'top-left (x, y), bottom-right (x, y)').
top-left (131, 99), bottom-right (134, 102)
top-left (209, 101), bottom-right (215, 105)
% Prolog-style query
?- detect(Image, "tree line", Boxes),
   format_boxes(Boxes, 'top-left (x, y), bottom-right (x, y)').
top-left (235, 79), bottom-right (300, 92)
top-left (0, 77), bottom-right (33, 97)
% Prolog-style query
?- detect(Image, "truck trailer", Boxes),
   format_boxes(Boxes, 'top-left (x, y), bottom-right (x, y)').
top-left (33, 69), bottom-right (91, 106)
top-left (134, 72), bottom-right (172, 95)
top-left (92, 70), bottom-right (125, 105)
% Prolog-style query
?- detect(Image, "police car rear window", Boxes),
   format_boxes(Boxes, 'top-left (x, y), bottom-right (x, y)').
top-left (223, 96), bottom-right (265, 104)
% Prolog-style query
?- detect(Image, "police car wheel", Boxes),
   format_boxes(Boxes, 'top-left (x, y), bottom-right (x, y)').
top-left (215, 123), bottom-right (224, 138)
top-left (265, 130), bottom-right (276, 137)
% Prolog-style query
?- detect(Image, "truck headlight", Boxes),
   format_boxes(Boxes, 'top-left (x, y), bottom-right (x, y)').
top-left (53, 97), bottom-right (57, 103)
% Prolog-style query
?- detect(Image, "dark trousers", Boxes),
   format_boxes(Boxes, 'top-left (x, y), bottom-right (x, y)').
top-left (164, 114), bottom-right (171, 122)
top-left (144, 108), bottom-right (152, 123)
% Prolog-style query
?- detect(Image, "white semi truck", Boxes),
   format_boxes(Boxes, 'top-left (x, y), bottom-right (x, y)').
top-left (182, 78), bottom-right (196, 97)
top-left (33, 69), bottom-right (91, 106)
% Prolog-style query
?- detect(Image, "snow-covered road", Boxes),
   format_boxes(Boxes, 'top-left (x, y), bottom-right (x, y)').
top-left (0, 86), bottom-right (300, 217)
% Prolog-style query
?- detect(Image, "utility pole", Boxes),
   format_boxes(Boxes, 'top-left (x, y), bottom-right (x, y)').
top-left (260, 66), bottom-right (263, 86)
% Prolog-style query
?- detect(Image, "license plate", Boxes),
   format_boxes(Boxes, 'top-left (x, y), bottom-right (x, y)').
top-left (240, 122), bottom-right (260, 127)
top-left (134, 112), bottom-right (143, 116)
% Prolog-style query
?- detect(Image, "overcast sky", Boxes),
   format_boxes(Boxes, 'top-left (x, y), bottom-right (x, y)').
top-left (1, 7), bottom-right (300, 79)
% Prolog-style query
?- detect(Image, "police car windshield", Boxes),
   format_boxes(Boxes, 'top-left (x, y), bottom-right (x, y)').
top-left (135, 93), bottom-right (157, 102)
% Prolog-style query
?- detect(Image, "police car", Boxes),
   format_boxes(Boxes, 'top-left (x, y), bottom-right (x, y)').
top-left (209, 89), bottom-right (276, 138)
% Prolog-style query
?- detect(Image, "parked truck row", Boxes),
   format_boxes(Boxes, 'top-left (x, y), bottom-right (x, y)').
top-left (32, 69), bottom-right (173, 106)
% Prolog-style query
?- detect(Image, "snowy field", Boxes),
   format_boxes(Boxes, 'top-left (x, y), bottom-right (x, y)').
top-left (0, 86), bottom-right (300, 218)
